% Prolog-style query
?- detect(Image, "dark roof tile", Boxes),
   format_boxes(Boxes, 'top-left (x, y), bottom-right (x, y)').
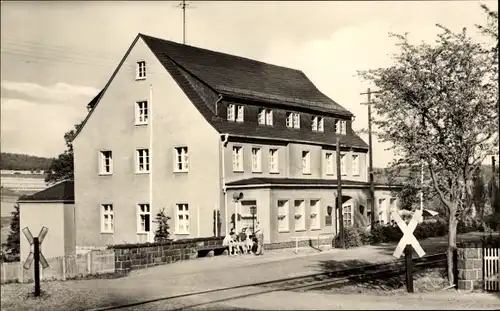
top-left (140, 34), bottom-right (352, 116)
top-left (19, 180), bottom-right (74, 202)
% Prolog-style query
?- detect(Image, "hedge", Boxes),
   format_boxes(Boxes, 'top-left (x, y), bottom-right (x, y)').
top-left (337, 216), bottom-right (493, 249)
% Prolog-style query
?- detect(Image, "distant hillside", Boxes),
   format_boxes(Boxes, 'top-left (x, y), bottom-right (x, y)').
top-left (0, 153), bottom-right (53, 171)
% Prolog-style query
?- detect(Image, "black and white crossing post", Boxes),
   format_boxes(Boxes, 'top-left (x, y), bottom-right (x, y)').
top-left (392, 209), bottom-right (425, 293)
top-left (33, 237), bottom-right (41, 296)
top-left (22, 226), bottom-right (49, 297)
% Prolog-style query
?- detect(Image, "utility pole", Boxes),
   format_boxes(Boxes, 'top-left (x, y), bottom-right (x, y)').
top-left (361, 88), bottom-right (381, 227)
top-left (176, 1), bottom-right (195, 44)
top-left (336, 137), bottom-right (345, 249)
top-left (492, 156), bottom-right (496, 215)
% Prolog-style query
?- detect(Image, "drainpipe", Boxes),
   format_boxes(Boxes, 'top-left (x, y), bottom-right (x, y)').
top-left (215, 94), bottom-right (223, 117)
top-left (221, 133), bottom-right (230, 236)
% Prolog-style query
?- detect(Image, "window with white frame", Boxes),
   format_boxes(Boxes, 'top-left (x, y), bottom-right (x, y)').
top-left (137, 204), bottom-right (151, 233)
top-left (136, 148), bottom-right (150, 173)
top-left (269, 148), bottom-right (279, 173)
top-left (312, 116), bottom-right (324, 132)
top-left (312, 116), bottom-right (318, 131)
top-left (318, 117), bottom-right (324, 132)
top-left (340, 153), bottom-right (346, 176)
top-left (258, 108), bottom-right (273, 125)
top-left (136, 61), bottom-right (146, 79)
top-left (101, 204), bottom-right (114, 233)
top-left (236, 105), bottom-right (244, 122)
top-left (286, 112), bottom-right (300, 128)
top-left (277, 200), bottom-right (289, 232)
top-left (99, 150), bottom-right (113, 174)
top-left (302, 151), bottom-right (311, 174)
top-left (343, 205), bottom-right (353, 227)
top-left (334, 120), bottom-right (347, 135)
top-left (334, 120), bottom-right (339, 133)
top-left (251, 147), bottom-right (262, 172)
top-left (325, 152), bottom-right (334, 175)
top-left (227, 104), bottom-right (235, 121)
top-left (310, 199), bottom-right (320, 229)
top-left (352, 154), bottom-right (359, 176)
top-left (286, 112), bottom-right (293, 128)
top-left (135, 101), bottom-right (148, 124)
top-left (258, 108), bottom-right (266, 125)
top-left (174, 147), bottom-right (189, 172)
top-left (293, 112), bottom-right (300, 128)
top-left (176, 204), bottom-right (189, 234)
top-left (266, 109), bottom-right (273, 125)
top-left (232, 146), bottom-right (243, 171)
top-left (294, 200), bottom-right (305, 231)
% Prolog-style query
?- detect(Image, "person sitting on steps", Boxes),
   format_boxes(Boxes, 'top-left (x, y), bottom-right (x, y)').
top-left (223, 229), bottom-right (237, 256)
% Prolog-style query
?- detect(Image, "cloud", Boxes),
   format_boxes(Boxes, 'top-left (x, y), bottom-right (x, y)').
top-left (0, 97), bottom-right (87, 157)
top-left (1, 81), bottom-right (99, 103)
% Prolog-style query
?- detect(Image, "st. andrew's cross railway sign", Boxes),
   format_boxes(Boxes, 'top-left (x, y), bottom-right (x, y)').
top-left (391, 208), bottom-right (426, 259)
top-left (22, 226), bottom-right (49, 297)
top-left (22, 226), bottom-right (49, 270)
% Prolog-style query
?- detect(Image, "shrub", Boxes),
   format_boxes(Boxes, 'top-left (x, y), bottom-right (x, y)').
top-left (457, 216), bottom-right (485, 234)
top-left (335, 226), bottom-right (365, 249)
top-left (367, 223), bottom-right (403, 244)
top-left (153, 208), bottom-right (171, 242)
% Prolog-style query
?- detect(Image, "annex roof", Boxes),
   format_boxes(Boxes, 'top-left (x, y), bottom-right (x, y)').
top-left (18, 180), bottom-right (74, 203)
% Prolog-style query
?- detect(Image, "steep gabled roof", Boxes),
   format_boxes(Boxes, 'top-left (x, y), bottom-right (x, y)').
top-left (18, 180), bottom-right (74, 203)
top-left (74, 34), bottom-right (368, 149)
top-left (140, 34), bottom-right (352, 117)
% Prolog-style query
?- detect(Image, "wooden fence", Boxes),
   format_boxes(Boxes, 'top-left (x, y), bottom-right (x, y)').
top-left (0, 249), bottom-right (115, 284)
top-left (484, 247), bottom-right (500, 292)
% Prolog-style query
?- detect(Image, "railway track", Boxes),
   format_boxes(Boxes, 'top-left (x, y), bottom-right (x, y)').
top-left (88, 252), bottom-right (447, 311)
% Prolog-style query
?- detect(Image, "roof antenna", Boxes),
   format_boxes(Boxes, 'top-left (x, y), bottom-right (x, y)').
top-left (175, 0), bottom-right (196, 44)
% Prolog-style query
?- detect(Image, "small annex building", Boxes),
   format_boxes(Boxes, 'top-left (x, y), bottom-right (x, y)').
top-left (18, 180), bottom-right (75, 263)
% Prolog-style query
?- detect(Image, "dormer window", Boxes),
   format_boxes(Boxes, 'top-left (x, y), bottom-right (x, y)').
top-left (236, 105), bottom-right (244, 122)
top-left (227, 104), bottom-right (235, 121)
top-left (312, 116), bottom-right (324, 132)
top-left (136, 61), bottom-right (146, 79)
top-left (258, 108), bottom-right (273, 125)
top-left (286, 112), bottom-right (300, 129)
top-left (335, 119), bottom-right (347, 135)
top-left (228, 104), bottom-right (244, 122)
top-left (318, 117), bottom-right (324, 132)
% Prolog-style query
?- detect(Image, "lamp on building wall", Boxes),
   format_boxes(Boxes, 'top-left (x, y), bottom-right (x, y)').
top-left (327, 205), bottom-right (333, 216)
top-left (250, 205), bottom-right (257, 234)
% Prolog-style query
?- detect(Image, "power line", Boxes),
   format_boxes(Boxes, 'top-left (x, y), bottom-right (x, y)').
top-left (1, 50), bottom-right (172, 79)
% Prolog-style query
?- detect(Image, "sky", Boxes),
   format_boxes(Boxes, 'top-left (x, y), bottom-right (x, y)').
top-left (0, 0), bottom-right (496, 168)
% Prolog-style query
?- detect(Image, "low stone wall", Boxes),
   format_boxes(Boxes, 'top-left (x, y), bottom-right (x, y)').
top-left (457, 238), bottom-right (500, 291)
top-left (110, 237), bottom-right (225, 272)
top-left (457, 246), bottom-right (483, 291)
top-left (110, 236), bottom-right (335, 272)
